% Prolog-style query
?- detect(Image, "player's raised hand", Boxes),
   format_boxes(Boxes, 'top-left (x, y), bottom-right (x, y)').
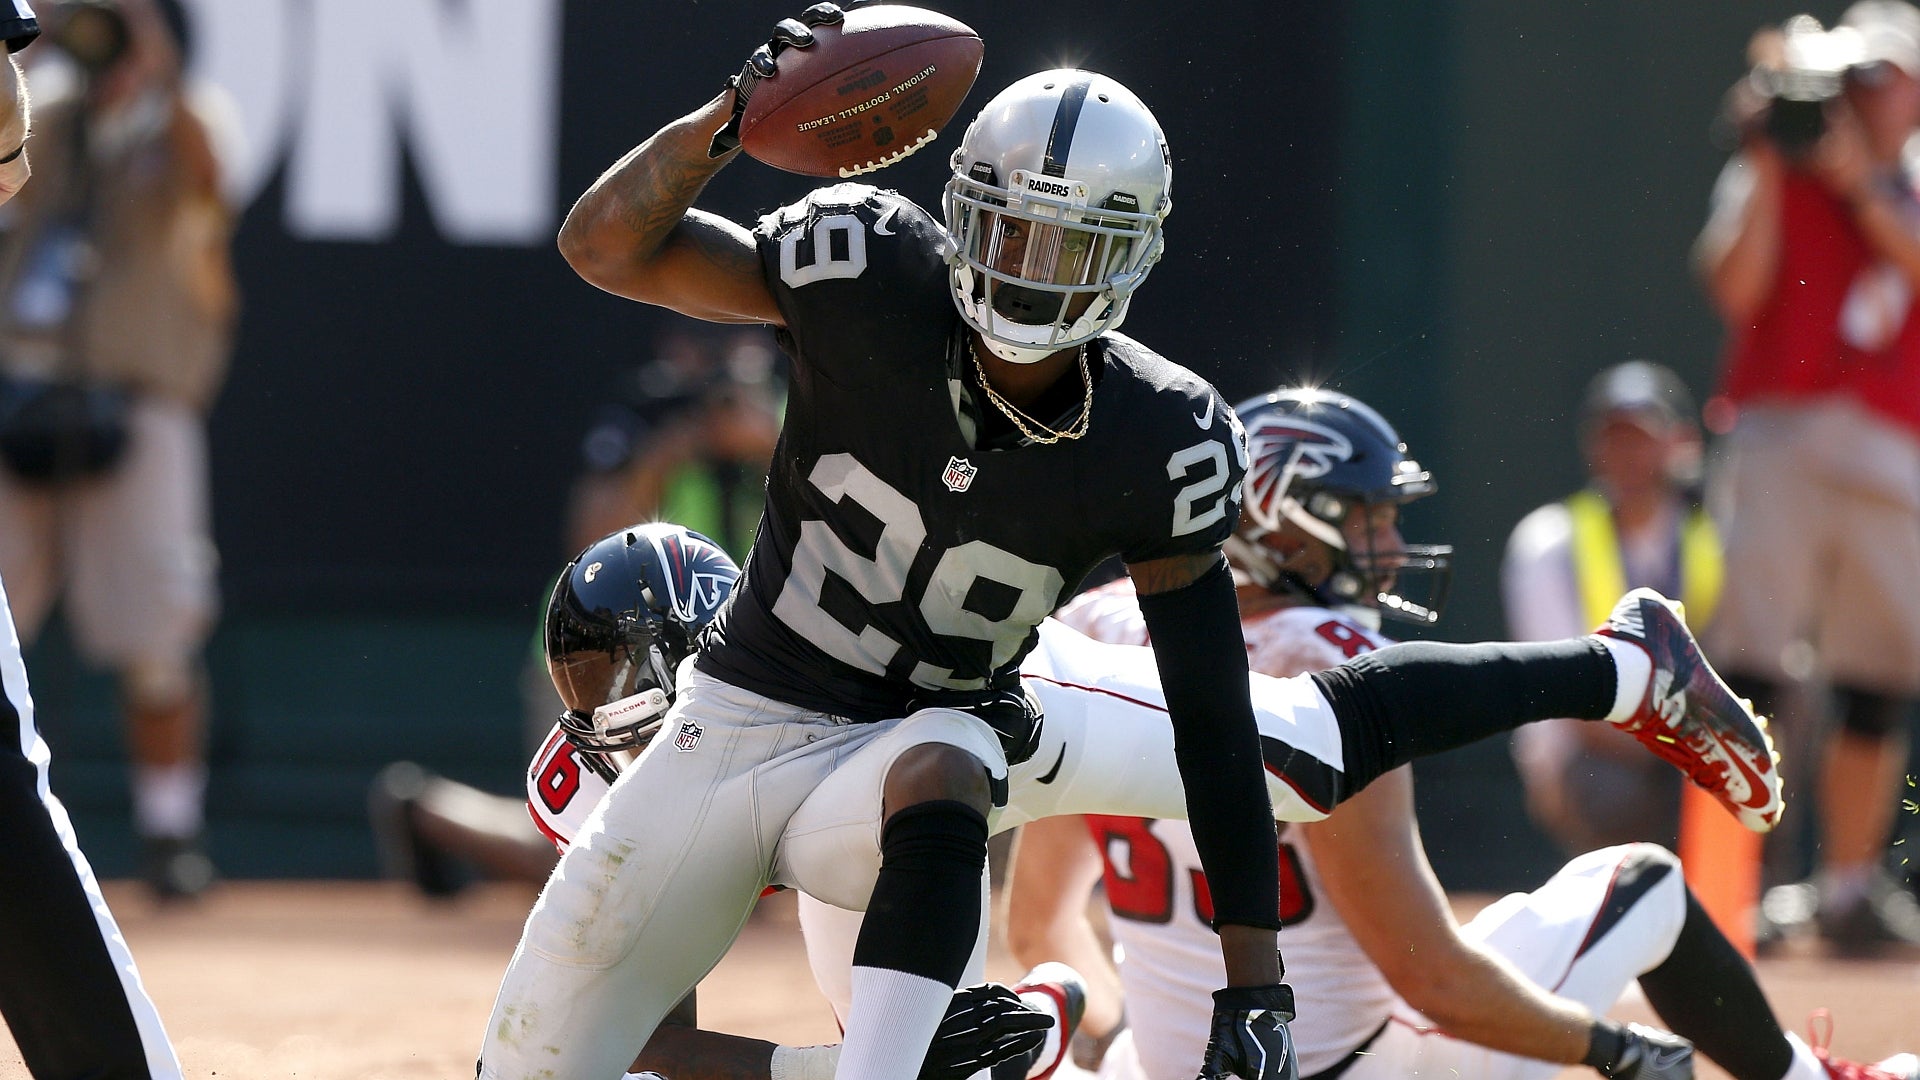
top-left (1196, 984), bottom-right (1300, 1080)
top-left (920, 982), bottom-right (1053, 1080)
top-left (709, 3), bottom-right (851, 157)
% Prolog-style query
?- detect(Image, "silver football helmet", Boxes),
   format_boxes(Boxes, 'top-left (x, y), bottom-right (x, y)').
top-left (943, 69), bottom-right (1172, 364)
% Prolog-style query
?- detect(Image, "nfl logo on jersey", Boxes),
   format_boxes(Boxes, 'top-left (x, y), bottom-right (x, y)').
top-left (942, 456), bottom-right (978, 493)
top-left (674, 720), bottom-right (705, 752)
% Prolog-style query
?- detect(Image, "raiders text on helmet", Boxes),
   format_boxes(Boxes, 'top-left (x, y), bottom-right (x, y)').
top-left (1228, 387), bottom-right (1453, 624)
top-left (544, 523), bottom-right (741, 780)
top-left (943, 69), bottom-right (1172, 364)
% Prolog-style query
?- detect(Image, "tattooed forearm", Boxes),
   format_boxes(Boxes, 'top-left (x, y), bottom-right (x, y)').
top-left (1126, 549), bottom-right (1226, 595)
top-left (603, 135), bottom-right (731, 249)
top-left (557, 91), bottom-right (740, 283)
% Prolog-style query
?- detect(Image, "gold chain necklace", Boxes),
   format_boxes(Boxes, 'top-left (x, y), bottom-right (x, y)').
top-left (970, 341), bottom-right (1093, 444)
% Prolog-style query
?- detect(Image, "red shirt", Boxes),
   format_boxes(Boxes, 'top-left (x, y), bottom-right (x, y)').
top-left (1720, 170), bottom-right (1920, 438)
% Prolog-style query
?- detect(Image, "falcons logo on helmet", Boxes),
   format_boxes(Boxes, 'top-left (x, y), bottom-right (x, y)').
top-left (1243, 418), bottom-right (1352, 526)
top-left (647, 530), bottom-right (739, 625)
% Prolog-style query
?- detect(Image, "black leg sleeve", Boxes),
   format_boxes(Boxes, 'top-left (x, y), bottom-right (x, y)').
top-left (1137, 559), bottom-right (1279, 931)
top-left (0, 705), bottom-right (157, 1079)
top-left (851, 800), bottom-right (988, 986)
top-left (1639, 888), bottom-right (1793, 1080)
top-left (1310, 638), bottom-right (1617, 794)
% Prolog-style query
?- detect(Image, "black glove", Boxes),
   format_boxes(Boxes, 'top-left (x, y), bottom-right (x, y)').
top-left (1585, 1022), bottom-right (1694, 1080)
top-left (708, 2), bottom-right (849, 157)
top-left (1196, 984), bottom-right (1299, 1080)
top-left (919, 982), bottom-right (1054, 1080)
top-left (909, 682), bottom-right (1045, 768)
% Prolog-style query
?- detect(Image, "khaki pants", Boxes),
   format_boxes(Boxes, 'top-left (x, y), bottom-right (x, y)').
top-left (0, 397), bottom-right (216, 672)
top-left (1708, 399), bottom-right (1920, 693)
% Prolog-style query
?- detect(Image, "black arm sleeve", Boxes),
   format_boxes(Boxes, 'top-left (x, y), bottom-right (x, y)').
top-left (1136, 558), bottom-right (1281, 931)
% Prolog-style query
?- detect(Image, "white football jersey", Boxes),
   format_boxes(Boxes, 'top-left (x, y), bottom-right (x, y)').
top-left (1056, 581), bottom-right (1400, 1080)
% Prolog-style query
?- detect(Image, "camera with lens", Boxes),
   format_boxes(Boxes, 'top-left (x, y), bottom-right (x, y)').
top-left (1749, 14), bottom-right (1867, 159)
top-left (47, 0), bottom-right (130, 76)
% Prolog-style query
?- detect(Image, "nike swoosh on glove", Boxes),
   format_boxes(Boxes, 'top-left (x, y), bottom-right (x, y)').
top-left (1609, 1025), bottom-right (1694, 1079)
top-left (920, 983), bottom-right (1053, 1080)
top-left (1196, 984), bottom-right (1300, 1080)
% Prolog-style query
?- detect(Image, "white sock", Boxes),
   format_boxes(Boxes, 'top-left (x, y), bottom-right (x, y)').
top-left (1596, 635), bottom-right (1654, 723)
top-left (836, 967), bottom-right (954, 1080)
top-left (132, 763), bottom-right (206, 838)
top-left (1781, 1032), bottom-right (1828, 1080)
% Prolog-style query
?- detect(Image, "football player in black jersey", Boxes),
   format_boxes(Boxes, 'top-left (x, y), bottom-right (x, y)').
top-left (476, 8), bottom-right (1297, 1080)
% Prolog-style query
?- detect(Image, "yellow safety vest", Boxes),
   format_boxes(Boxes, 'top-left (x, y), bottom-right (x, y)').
top-left (1565, 489), bottom-right (1724, 629)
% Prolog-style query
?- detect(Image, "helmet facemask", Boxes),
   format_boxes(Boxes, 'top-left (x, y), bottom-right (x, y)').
top-left (548, 615), bottom-right (682, 782)
top-left (945, 165), bottom-right (1163, 363)
top-left (941, 69), bottom-right (1173, 365)
top-left (1229, 496), bottom-right (1453, 626)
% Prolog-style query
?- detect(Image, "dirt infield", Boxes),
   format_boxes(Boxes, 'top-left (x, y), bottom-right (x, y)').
top-left (0, 881), bottom-right (1913, 1079)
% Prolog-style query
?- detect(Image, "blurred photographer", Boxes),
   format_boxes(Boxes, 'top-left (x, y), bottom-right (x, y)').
top-left (1694, 0), bottom-right (1920, 954)
top-left (0, 0), bottom-right (240, 900)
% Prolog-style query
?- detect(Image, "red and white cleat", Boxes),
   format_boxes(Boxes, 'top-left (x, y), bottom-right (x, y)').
top-left (1011, 962), bottom-right (1087, 1080)
top-left (1808, 1009), bottom-right (1919, 1079)
top-left (1594, 588), bottom-right (1784, 833)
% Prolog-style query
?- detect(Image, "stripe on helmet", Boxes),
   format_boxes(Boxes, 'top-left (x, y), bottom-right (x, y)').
top-left (1041, 74), bottom-right (1095, 178)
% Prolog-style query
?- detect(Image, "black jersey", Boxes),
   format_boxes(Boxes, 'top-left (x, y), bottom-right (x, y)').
top-left (697, 184), bottom-right (1246, 721)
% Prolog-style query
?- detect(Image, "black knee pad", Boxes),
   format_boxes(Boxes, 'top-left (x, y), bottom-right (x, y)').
top-left (1834, 686), bottom-right (1912, 738)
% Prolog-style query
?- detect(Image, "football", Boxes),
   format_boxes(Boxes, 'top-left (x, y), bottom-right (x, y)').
top-left (739, 4), bottom-right (984, 178)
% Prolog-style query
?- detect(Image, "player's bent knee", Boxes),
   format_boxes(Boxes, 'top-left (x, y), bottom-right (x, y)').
top-left (1617, 842), bottom-right (1680, 876)
top-left (120, 656), bottom-right (199, 713)
top-left (882, 742), bottom-right (991, 817)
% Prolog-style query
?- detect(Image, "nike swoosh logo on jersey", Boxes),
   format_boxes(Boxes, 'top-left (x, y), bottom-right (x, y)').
top-left (1034, 743), bottom-right (1067, 784)
top-left (873, 205), bottom-right (898, 236)
top-left (1193, 394), bottom-right (1215, 429)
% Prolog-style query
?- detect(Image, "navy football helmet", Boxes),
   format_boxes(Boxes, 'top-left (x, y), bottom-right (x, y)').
top-left (546, 523), bottom-right (740, 779)
top-left (1228, 387), bottom-right (1452, 624)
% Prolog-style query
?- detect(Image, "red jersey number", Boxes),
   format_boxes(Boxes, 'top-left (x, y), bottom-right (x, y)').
top-left (534, 740), bottom-right (585, 816)
top-left (1088, 816), bottom-right (1314, 929)
top-left (1314, 619), bottom-right (1374, 659)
